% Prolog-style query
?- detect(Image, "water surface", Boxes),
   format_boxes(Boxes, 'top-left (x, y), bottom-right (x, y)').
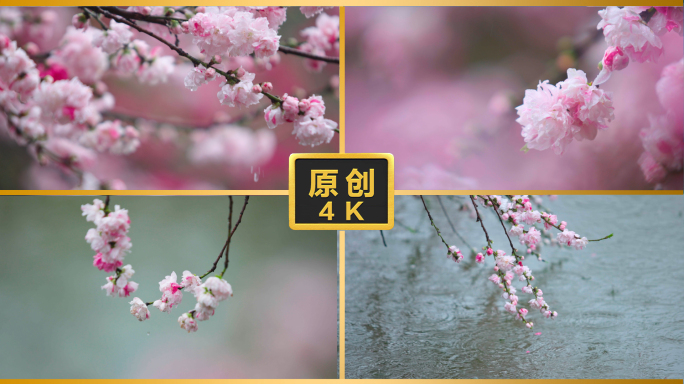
top-left (345, 195), bottom-right (684, 379)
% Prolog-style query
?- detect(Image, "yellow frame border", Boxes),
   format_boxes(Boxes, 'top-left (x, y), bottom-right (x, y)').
top-left (288, 153), bottom-right (394, 230)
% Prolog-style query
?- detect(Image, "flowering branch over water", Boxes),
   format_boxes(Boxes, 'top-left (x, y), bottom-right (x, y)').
top-left (420, 195), bottom-right (612, 329)
top-left (81, 195), bottom-right (250, 332)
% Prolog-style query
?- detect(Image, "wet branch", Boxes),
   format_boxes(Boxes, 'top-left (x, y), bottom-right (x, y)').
top-left (469, 195), bottom-right (492, 246)
top-left (420, 196), bottom-right (450, 250)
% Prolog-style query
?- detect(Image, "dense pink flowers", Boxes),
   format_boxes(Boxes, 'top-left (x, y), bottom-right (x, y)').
top-left (217, 69), bottom-right (263, 108)
top-left (517, 69), bottom-right (615, 154)
top-left (3, 6), bottom-right (338, 189)
top-left (82, 199), bottom-right (138, 297)
top-left (49, 27), bottom-right (108, 84)
top-left (186, 7), bottom-right (281, 58)
top-left (80, 120), bottom-right (140, 155)
top-left (262, 94), bottom-right (337, 147)
top-left (153, 271), bottom-right (184, 313)
top-left (299, 13), bottom-right (339, 72)
top-left (598, 7), bottom-right (664, 64)
top-left (440, 195), bottom-right (599, 328)
top-left (179, 7), bottom-right (338, 149)
top-left (92, 20), bottom-right (133, 54)
top-left (176, 275), bottom-right (233, 332)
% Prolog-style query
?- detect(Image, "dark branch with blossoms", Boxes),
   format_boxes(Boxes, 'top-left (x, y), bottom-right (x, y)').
top-left (81, 195), bottom-right (250, 332)
top-left (1, 6), bottom-right (339, 189)
top-left (418, 195), bottom-right (612, 329)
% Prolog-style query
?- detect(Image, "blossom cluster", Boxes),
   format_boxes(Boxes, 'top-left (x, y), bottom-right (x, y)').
top-left (183, 7), bottom-right (281, 59)
top-left (129, 269), bottom-right (233, 333)
top-left (3, 6), bottom-right (338, 189)
top-left (516, 69), bottom-right (615, 155)
top-left (299, 12), bottom-right (340, 72)
top-left (80, 197), bottom-right (239, 331)
top-left (81, 198), bottom-right (138, 298)
top-left (179, 7), bottom-right (339, 148)
top-left (492, 195), bottom-right (589, 252)
top-left (595, 6), bottom-right (683, 84)
top-left (263, 93), bottom-right (337, 147)
top-left (440, 195), bottom-right (598, 328)
top-left (516, 6), bottom-right (682, 162)
top-left (1, 29), bottom-right (147, 188)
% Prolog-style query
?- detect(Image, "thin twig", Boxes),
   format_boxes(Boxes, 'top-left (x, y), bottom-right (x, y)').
top-left (469, 195), bottom-right (492, 246)
top-left (420, 196), bottom-right (450, 250)
top-left (379, 230), bottom-right (387, 247)
top-left (99, 6), bottom-right (188, 24)
top-left (220, 196), bottom-right (249, 277)
top-left (436, 196), bottom-right (472, 250)
top-left (199, 197), bottom-right (234, 279)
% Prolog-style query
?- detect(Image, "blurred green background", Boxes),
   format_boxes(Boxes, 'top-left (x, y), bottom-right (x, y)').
top-left (0, 196), bottom-right (337, 378)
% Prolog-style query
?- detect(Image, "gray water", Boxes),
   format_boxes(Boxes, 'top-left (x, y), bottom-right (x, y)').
top-left (345, 195), bottom-right (684, 379)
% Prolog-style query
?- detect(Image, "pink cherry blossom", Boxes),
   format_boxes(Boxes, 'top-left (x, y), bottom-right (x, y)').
top-left (516, 69), bottom-right (615, 154)
top-left (293, 116), bottom-right (337, 147)
top-left (216, 69), bottom-right (263, 108)
top-left (594, 46), bottom-right (630, 85)
top-left (178, 312), bottom-right (198, 332)
top-left (49, 27), bottom-right (108, 84)
top-left (180, 270), bottom-right (201, 292)
top-left (92, 20), bottom-right (133, 54)
top-left (184, 65), bottom-right (218, 91)
top-left (80, 120), bottom-right (140, 155)
top-left (264, 104), bottom-right (285, 129)
top-left (598, 7), bottom-right (663, 64)
top-left (129, 297), bottom-right (150, 321)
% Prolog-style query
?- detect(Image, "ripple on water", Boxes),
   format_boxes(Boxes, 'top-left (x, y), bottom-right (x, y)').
top-left (345, 196), bottom-right (684, 379)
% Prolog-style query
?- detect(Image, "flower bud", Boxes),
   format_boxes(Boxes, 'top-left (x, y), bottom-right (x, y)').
top-left (170, 20), bottom-right (182, 35)
top-left (72, 13), bottom-right (88, 30)
top-left (235, 66), bottom-right (246, 79)
top-left (602, 46), bottom-right (629, 72)
top-left (24, 42), bottom-right (39, 56)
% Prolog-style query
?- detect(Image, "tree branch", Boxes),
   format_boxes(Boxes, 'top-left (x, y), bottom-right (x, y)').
top-left (278, 46), bottom-right (339, 64)
top-left (420, 195), bottom-right (450, 250)
top-left (469, 195), bottom-right (492, 246)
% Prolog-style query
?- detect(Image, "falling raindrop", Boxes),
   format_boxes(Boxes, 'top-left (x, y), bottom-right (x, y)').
top-left (254, 172), bottom-right (259, 182)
